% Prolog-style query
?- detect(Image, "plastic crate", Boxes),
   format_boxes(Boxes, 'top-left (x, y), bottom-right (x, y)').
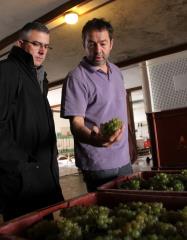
top-left (0, 236), bottom-right (25, 240)
top-left (98, 170), bottom-right (187, 195)
top-left (0, 191), bottom-right (187, 238)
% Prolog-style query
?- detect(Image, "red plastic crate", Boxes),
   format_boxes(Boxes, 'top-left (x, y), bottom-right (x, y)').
top-left (98, 170), bottom-right (187, 196)
top-left (0, 191), bottom-right (187, 238)
top-left (0, 236), bottom-right (25, 240)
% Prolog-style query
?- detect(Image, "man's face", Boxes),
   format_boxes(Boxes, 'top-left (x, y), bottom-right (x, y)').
top-left (19, 30), bottom-right (50, 67)
top-left (84, 29), bottom-right (113, 66)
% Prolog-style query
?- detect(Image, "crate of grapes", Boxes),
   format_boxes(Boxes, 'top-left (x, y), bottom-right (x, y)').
top-left (98, 169), bottom-right (187, 196)
top-left (0, 192), bottom-right (187, 240)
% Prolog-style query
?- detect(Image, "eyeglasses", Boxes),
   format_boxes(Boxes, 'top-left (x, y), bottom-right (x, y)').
top-left (23, 40), bottom-right (52, 50)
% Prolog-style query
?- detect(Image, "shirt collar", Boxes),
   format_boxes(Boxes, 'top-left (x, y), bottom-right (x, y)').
top-left (80, 57), bottom-right (112, 74)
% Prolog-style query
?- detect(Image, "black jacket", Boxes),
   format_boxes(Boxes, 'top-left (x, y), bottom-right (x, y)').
top-left (0, 46), bottom-right (63, 219)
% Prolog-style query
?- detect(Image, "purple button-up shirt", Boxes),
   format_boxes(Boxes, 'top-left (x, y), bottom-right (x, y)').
top-left (61, 58), bottom-right (130, 170)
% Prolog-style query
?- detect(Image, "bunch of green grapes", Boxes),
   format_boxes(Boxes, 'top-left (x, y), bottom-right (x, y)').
top-left (181, 169), bottom-right (187, 176)
top-left (148, 173), bottom-right (185, 191)
top-left (60, 205), bottom-right (89, 227)
top-left (61, 205), bottom-right (113, 239)
top-left (148, 222), bottom-right (177, 237)
top-left (171, 179), bottom-right (185, 191)
top-left (147, 173), bottom-right (171, 190)
top-left (83, 206), bottom-right (112, 231)
top-left (119, 172), bottom-right (186, 191)
top-left (179, 206), bottom-right (187, 221)
top-left (57, 219), bottom-right (82, 240)
top-left (26, 203), bottom-right (187, 240)
top-left (100, 118), bottom-right (123, 137)
top-left (175, 173), bottom-right (187, 190)
top-left (119, 178), bottom-right (141, 190)
top-left (111, 202), bottom-right (164, 239)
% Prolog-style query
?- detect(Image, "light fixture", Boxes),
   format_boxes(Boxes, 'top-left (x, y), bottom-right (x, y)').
top-left (46, 0), bottom-right (112, 30)
top-left (64, 11), bottom-right (79, 25)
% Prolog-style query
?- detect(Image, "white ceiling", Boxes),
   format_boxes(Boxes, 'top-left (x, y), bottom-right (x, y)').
top-left (0, 0), bottom-right (69, 40)
top-left (0, 0), bottom-right (187, 84)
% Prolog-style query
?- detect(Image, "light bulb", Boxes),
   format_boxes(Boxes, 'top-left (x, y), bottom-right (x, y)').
top-left (64, 12), bottom-right (79, 24)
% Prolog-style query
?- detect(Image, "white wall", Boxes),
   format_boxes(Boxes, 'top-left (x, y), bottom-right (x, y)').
top-left (47, 88), bottom-right (62, 106)
top-left (121, 65), bottom-right (143, 89)
top-left (48, 87), bottom-right (71, 135)
top-left (53, 112), bottom-right (70, 135)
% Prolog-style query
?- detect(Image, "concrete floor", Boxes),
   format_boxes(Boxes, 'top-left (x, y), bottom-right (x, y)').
top-left (60, 173), bottom-right (87, 200)
top-left (59, 156), bottom-right (152, 200)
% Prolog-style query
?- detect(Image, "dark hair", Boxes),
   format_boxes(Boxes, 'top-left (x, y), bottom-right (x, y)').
top-left (19, 22), bottom-right (49, 40)
top-left (82, 18), bottom-right (113, 44)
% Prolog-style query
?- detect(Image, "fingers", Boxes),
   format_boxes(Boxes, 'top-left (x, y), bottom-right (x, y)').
top-left (91, 124), bottom-right (125, 147)
top-left (92, 125), bottom-right (100, 135)
top-left (109, 126), bottom-right (124, 142)
top-left (102, 127), bottom-right (124, 147)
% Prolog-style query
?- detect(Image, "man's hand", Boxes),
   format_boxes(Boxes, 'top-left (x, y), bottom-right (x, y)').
top-left (70, 116), bottom-right (124, 147)
top-left (91, 125), bottom-right (125, 147)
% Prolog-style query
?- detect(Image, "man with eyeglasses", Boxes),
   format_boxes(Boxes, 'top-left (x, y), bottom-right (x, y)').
top-left (0, 22), bottom-right (63, 221)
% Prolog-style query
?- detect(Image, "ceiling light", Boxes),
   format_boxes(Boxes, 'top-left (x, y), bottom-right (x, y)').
top-left (46, 0), bottom-right (112, 30)
top-left (64, 12), bottom-right (79, 25)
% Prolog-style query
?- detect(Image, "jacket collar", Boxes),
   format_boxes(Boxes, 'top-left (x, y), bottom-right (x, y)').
top-left (8, 46), bottom-right (35, 68)
top-left (8, 46), bottom-right (44, 92)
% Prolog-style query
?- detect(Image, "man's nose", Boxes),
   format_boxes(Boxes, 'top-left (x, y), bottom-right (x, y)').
top-left (39, 47), bottom-right (45, 54)
top-left (95, 44), bottom-right (101, 53)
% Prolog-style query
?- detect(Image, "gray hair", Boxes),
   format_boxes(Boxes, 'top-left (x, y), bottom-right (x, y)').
top-left (19, 22), bottom-right (49, 40)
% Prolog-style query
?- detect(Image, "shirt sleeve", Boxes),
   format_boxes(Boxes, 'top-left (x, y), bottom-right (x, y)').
top-left (60, 73), bottom-right (88, 118)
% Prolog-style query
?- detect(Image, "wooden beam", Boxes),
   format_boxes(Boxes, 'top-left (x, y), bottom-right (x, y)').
top-left (48, 78), bottom-right (65, 89)
top-left (116, 43), bottom-right (187, 68)
top-left (0, 0), bottom-right (89, 51)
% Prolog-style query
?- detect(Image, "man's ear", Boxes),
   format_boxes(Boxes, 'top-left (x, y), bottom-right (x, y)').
top-left (82, 40), bottom-right (85, 49)
top-left (110, 39), bottom-right (114, 50)
top-left (16, 40), bottom-right (23, 47)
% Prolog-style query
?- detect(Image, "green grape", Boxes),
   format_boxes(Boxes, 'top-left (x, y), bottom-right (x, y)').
top-left (57, 219), bottom-right (82, 240)
top-left (179, 207), bottom-right (187, 221)
top-left (154, 222), bottom-right (177, 236)
top-left (119, 178), bottom-right (141, 190)
top-left (100, 118), bottom-right (123, 137)
top-left (172, 180), bottom-right (185, 191)
top-left (181, 169), bottom-right (187, 176)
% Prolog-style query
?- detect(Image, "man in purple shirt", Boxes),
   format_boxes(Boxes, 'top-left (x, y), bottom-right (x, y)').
top-left (61, 18), bottom-right (132, 191)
